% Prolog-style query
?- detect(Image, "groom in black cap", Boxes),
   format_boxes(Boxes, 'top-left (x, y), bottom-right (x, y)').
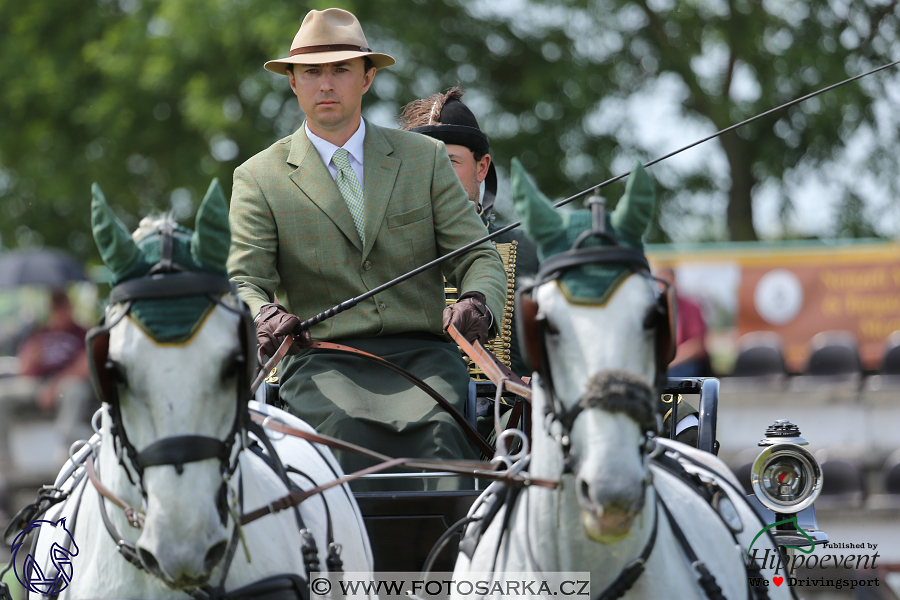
top-left (399, 88), bottom-right (538, 377)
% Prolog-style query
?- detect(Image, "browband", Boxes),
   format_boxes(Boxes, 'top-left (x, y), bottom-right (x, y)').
top-left (536, 247), bottom-right (650, 283)
top-left (109, 273), bottom-right (234, 304)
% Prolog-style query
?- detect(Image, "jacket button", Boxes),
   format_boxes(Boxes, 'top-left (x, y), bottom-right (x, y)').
top-left (379, 302), bottom-right (386, 310)
top-left (363, 261), bottom-right (372, 271)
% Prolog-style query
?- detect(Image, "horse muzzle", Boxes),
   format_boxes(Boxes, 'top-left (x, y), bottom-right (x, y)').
top-left (576, 477), bottom-right (647, 543)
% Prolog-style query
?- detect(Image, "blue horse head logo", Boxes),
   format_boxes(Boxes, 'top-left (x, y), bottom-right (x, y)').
top-left (11, 517), bottom-right (79, 594)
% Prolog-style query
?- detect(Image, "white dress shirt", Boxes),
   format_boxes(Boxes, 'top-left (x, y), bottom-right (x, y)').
top-left (304, 119), bottom-right (366, 191)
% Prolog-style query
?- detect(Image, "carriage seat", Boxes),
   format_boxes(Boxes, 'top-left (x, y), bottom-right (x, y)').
top-left (445, 240), bottom-right (518, 380)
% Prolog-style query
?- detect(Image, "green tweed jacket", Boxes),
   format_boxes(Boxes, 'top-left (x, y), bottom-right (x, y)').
top-left (227, 119), bottom-right (507, 341)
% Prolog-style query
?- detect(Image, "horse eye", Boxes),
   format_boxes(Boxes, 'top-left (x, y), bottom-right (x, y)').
top-left (105, 360), bottom-right (128, 388)
top-left (540, 316), bottom-right (560, 336)
top-left (221, 353), bottom-right (245, 380)
top-left (642, 305), bottom-right (660, 331)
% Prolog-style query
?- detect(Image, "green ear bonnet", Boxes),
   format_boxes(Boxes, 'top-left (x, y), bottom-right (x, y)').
top-left (510, 158), bottom-right (656, 304)
top-left (91, 179), bottom-right (232, 342)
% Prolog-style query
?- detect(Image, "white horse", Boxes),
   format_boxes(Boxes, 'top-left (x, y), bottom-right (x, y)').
top-left (14, 181), bottom-right (373, 599)
top-left (452, 160), bottom-right (789, 600)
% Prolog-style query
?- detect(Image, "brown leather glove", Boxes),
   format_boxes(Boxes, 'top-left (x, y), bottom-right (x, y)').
top-left (443, 291), bottom-right (492, 345)
top-left (256, 303), bottom-right (311, 359)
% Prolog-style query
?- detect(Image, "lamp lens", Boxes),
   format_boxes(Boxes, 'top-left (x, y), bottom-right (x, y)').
top-left (762, 456), bottom-right (806, 501)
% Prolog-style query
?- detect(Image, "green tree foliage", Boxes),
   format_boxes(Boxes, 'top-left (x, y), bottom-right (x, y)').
top-left (1, 0), bottom-right (897, 261)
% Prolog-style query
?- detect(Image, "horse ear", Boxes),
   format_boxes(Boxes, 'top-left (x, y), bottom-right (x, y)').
top-left (611, 161), bottom-right (656, 241)
top-left (510, 157), bottom-right (565, 246)
top-left (91, 183), bottom-right (141, 278)
top-left (192, 178), bottom-right (230, 273)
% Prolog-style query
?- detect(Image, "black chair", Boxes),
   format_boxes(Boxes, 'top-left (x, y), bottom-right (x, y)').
top-left (883, 450), bottom-right (900, 495)
top-left (818, 456), bottom-right (865, 507)
top-left (880, 331), bottom-right (900, 376)
top-left (804, 331), bottom-right (862, 377)
top-left (731, 332), bottom-right (786, 378)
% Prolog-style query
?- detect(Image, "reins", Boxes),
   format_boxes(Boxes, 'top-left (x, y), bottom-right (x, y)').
top-left (85, 455), bottom-right (144, 529)
top-left (254, 335), bottom-right (495, 457)
top-left (238, 410), bottom-right (558, 526)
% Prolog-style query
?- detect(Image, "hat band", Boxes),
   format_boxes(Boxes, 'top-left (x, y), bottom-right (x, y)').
top-left (289, 44), bottom-right (372, 57)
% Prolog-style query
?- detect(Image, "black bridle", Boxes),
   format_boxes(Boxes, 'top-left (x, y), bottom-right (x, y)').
top-left (86, 226), bottom-right (255, 491)
top-left (513, 197), bottom-right (672, 465)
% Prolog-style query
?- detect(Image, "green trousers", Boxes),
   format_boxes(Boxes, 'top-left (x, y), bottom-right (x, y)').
top-left (279, 334), bottom-right (479, 491)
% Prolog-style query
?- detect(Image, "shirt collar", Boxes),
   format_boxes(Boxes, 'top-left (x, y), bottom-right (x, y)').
top-left (304, 118), bottom-right (367, 167)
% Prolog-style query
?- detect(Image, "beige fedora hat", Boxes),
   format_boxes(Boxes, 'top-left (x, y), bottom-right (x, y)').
top-left (265, 8), bottom-right (395, 75)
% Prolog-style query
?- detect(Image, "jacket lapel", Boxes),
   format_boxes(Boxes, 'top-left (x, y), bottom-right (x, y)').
top-left (287, 126), bottom-right (362, 251)
top-left (362, 121), bottom-right (400, 261)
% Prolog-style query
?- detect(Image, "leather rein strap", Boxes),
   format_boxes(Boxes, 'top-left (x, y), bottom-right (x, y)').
top-left (239, 411), bottom-right (557, 526)
top-left (85, 456), bottom-right (144, 529)
top-left (252, 337), bottom-right (494, 457)
top-left (307, 340), bottom-right (495, 457)
top-left (447, 325), bottom-right (532, 400)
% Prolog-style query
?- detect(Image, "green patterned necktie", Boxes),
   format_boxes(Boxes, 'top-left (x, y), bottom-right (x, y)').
top-left (332, 148), bottom-right (365, 245)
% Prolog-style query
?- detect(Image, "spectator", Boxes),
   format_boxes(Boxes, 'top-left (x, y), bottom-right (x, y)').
top-left (0, 289), bottom-right (95, 470)
top-left (656, 266), bottom-right (710, 377)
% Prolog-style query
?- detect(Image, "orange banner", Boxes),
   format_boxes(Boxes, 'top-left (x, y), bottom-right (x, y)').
top-left (649, 241), bottom-right (900, 373)
top-left (738, 259), bottom-right (900, 371)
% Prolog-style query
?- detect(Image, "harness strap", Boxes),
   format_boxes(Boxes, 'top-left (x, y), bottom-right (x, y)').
top-left (245, 419), bottom-right (320, 575)
top-left (91, 460), bottom-right (147, 571)
top-left (3, 485), bottom-right (74, 544)
top-left (245, 410), bottom-right (556, 490)
top-left (657, 494), bottom-right (727, 600)
top-left (239, 414), bottom-right (556, 526)
top-left (593, 500), bottom-right (660, 600)
top-left (651, 444), bottom-right (772, 600)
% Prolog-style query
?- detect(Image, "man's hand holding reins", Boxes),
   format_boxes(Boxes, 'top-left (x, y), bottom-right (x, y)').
top-left (443, 291), bottom-right (492, 345)
top-left (256, 303), bottom-right (312, 359)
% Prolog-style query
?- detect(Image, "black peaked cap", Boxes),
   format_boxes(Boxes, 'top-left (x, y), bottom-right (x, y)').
top-left (411, 99), bottom-right (490, 156)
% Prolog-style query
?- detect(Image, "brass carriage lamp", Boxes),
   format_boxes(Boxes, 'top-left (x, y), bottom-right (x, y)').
top-left (750, 419), bottom-right (827, 553)
top-left (752, 420), bottom-right (823, 514)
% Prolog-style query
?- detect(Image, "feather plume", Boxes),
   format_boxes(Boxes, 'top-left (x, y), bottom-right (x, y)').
top-left (398, 86), bottom-right (465, 130)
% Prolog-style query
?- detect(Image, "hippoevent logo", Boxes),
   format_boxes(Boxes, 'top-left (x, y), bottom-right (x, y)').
top-left (10, 518), bottom-right (79, 595)
top-left (745, 516), bottom-right (881, 591)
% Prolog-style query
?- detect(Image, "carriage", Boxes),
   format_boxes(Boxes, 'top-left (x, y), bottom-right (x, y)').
top-left (1, 162), bottom-right (829, 600)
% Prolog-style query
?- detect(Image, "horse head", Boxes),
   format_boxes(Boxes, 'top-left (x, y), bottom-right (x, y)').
top-left (88, 180), bottom-right (254, 588)
top-left (512, 159), bottom-right (673, 543)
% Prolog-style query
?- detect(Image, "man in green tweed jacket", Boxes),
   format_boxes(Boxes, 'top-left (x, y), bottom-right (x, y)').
top-left (227, 8), bottom-right (506, 489)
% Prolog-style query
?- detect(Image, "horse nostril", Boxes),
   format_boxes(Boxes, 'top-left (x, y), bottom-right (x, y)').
top-left (579, 479), bottom-right (592, 504)
top-left (138, 547), bottom-right (162, 576)
top-left (203, 540), bottom-right (228, 572)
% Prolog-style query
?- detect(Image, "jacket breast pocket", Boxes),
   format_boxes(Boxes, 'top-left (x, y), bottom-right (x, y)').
top-left (387, 205), bottom-right (431, 229)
